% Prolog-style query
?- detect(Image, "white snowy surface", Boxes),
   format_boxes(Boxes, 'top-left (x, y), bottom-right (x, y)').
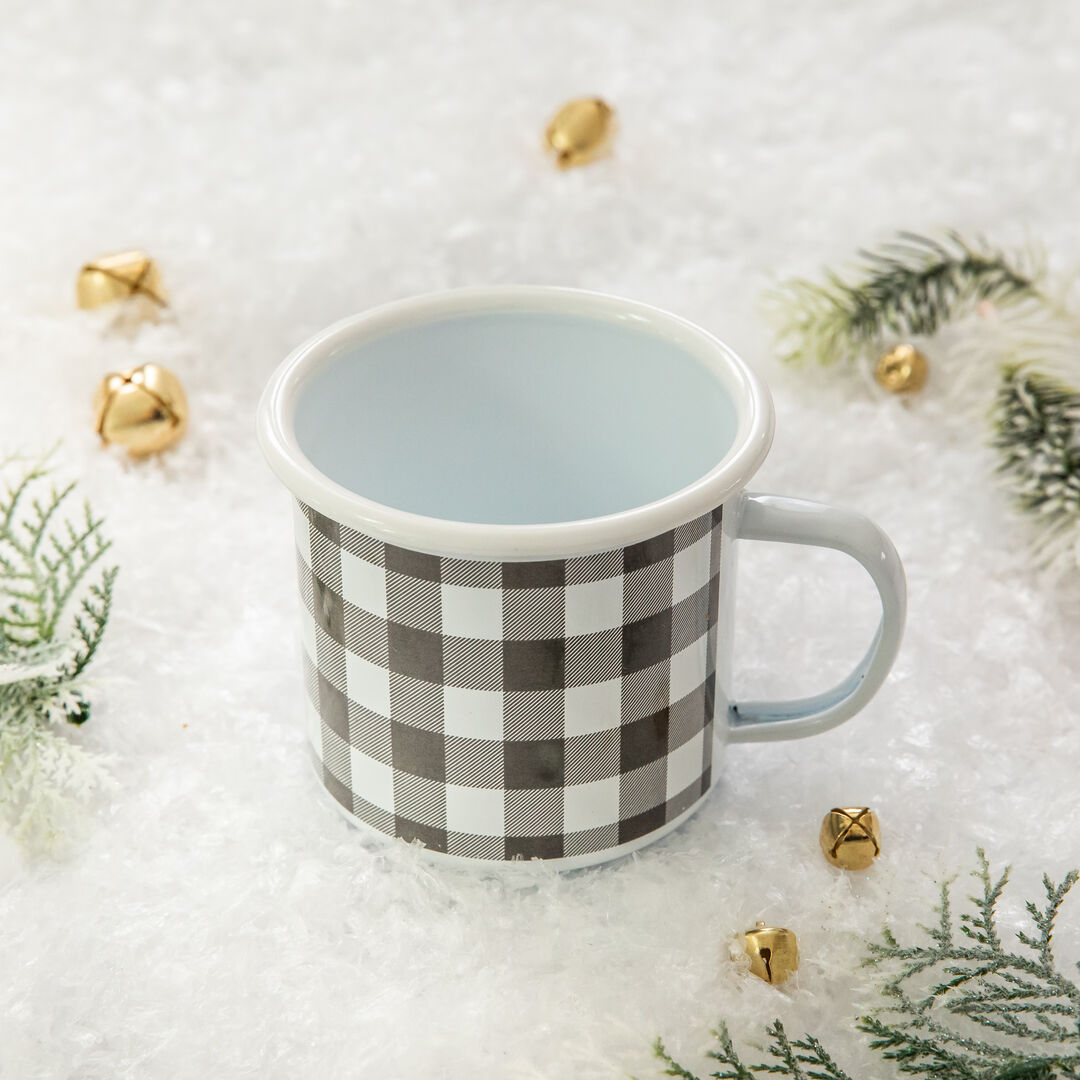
top-left (2, 2), bottom-right (1080, 1077)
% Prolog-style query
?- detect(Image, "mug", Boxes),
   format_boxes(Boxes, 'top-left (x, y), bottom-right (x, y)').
top-left (257, 287), bottom-right (905, 869)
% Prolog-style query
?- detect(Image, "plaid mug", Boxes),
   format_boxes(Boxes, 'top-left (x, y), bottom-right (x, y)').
top-left (258, 287), bottom-right (905, 868)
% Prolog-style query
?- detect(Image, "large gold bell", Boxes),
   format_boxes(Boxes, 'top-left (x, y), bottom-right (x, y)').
top-left (544, 97), bottom-right (615, 168)
top-left (820, 807), bottom-right (881, 870)
top-left (77, 250), bottom-right (168, 309)
top-left (93, 363), bottom-right (188, 456)
top-left (743, 922), bottom-right (798, 985)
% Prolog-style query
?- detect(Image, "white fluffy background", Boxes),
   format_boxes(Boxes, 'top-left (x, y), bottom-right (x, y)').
top-left (2, 2), bottom-right (1080, 1077)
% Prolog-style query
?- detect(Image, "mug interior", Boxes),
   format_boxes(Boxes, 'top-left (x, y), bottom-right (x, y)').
top-left (293, 309), bottom-right (739, 525)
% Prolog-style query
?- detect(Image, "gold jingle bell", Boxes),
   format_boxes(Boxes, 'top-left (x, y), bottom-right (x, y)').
top-left (93, 363), bottom-right (188, 456)
top-left (544, 97), bottom-right (615, 168)
top-left (875, 343), bottom-right (928, 394)
top-left (820, 807), bottom-right (881, 871)
top-left (743, 922), bottom-right (798, 985)
top-left (77, 250), bottom-right (168, 310)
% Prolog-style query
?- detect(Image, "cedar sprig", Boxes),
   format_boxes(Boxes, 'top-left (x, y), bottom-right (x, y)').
top-left (770, 231), bottom-right (1039, 367)
top-left (656, 1021), bottom-right (855, 1080)
top-left (0, 453), bottom-right (117, 847)
top-left (653, 852), bottom-right (1080, 1080)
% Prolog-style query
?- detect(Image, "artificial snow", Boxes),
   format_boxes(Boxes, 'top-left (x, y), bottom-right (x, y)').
top-left (2, 2), bottom-right (1080, 1077)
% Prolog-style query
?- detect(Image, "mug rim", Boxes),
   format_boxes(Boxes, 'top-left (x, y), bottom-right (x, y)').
top-left (257, 285), bottom-right (775, 560)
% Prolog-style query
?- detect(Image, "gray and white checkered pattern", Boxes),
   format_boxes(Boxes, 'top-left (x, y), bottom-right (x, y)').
top-left (294, 500), bottom-right (723, 861)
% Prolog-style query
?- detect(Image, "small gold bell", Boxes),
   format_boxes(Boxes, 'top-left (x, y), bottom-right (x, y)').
top-left (544, 97), bottom-right (615, 168)
top-left (819, 807), bottom-right (881, 870)
top-left (743, 922), bottom-right (798, 985)
top-left (93, 363), bottom-right (188, 456)
top-left (77, 251), bottom-right (168, 310)
top-left (875, 344), bottom-right (928, 394)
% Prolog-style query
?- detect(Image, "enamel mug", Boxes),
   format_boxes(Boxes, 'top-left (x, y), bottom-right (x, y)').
top-left (257, 287), bottom-right (905, 868)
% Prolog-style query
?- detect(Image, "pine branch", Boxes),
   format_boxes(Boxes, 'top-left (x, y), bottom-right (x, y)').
top-left (769, 231), bottom-right (1039, 367)
top-left (1, 457), bottom-right (50, 535)
top-left (654, 854), bottom-right (1080, 1080)
top-left (67, 566), bottom-right (118, 679)
top-left (652, 1027), bottom-right (766, 1080)
top-left (655, 1022), bottom-right (856, 1080)
top-left (866, 855), bottom-right (1080, 1075)
top-left (858, 1013), bottom-right (987, 1078)
top-left (41, 502), bottom-right (111, 640)
top-left (652, 1036), bottom-right (717, 1080)
top-left (786, 1032), bottom-right (856, 1080)
top-left (991, 365), bottom-right (1080, 577)
top-left (961, 850), bottom-right (1009, 948)
top-left (769, 229), bottom-right (1080, 574)
top-left (0, 717), bottom-right (111, 849)
top-left (26, 480), bottom-right (76, 558)
top-left (758, 1020), bottom-right (808, 1079)
top-left (0, 455), bottom-right (117, 847)
top-left (1022, 872), bottom-right (1080, 970)
top-left (706, 1026), bottom-right (764, 1080)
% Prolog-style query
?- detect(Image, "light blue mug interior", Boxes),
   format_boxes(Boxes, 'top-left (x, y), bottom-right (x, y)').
top-left (293, 310), bottom-right (738, 525)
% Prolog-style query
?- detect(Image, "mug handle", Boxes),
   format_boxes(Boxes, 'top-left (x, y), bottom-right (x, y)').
top-left (727, 492), bottom-right (906, 743)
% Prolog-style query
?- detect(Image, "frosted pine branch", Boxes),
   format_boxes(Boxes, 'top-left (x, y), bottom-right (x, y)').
top-left (768, 231), bottom-right (1039, 368)
top-left (654, 853), bottom-right (1080, 1080)
top-left (0, 455), bottom-right (117, 849)
top-left (992, 367), bottom-right (1080, 578)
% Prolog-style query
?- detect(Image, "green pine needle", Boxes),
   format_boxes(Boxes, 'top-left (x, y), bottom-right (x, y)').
top-left (767, 227), bottom-right (1080, 573)
top-left (991, 366), bottom-right (1080, 576)
top-left (769, 231), bottom-right (1039, 367)
top-left (654, 852), bottom-right (1080, 1080)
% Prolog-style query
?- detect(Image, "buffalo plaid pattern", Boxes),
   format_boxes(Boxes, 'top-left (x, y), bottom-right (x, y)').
top-left (294, 499), bottom-right (723, 861)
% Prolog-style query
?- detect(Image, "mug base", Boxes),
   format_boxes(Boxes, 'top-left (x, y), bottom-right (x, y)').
top-left (309, 755), bottom-right (720, 873)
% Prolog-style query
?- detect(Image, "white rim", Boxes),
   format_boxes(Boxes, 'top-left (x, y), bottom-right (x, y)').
top-left (257, 286), bottom-right (775, 561)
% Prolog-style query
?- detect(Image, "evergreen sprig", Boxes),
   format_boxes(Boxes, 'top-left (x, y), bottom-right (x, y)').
top-left (656, 1020), bottom-right (855, 1080)
top-left (769, 228), bottom-right (1080, 575)
top-left (770, 232), bottom-right (1039, 367)
top-left (653, 853), bottom-right (1080, 1080)
top-left (0, 454), bottom-right (117, 847)
top-left (992, 367), bottom-right (1080, 577)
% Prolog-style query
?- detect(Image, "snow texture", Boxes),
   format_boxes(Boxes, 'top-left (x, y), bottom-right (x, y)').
top-left (2, 2), bottom-right (1080, 1077)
